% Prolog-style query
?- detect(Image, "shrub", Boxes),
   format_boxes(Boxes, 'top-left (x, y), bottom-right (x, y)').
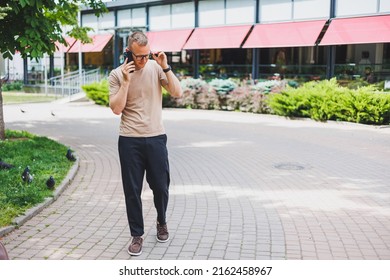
top-left (267, 78), bottom-right (390, 125)
top-left (2, 81), bottom-right (23, 91)
top-left (82, 79), bottom-right (109, 106)
top-left (208, 79), bottom-right (238, 109)
top-left (177, 78), bottom-right (219, 109)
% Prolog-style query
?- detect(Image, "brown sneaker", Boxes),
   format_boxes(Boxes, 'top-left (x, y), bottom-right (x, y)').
top-left (156, 222), bottom-right (169, 243)
top-left (128, 236), bottom-right (143, 256)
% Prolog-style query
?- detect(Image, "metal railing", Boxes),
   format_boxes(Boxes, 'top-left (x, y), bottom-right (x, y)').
top-left (49, 68), bottom-right (102, 97)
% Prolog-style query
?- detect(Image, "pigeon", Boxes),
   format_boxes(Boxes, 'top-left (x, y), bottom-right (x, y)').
top-left (0, 160), bottom-right (14, 170)
top-left (46, 176), bottom-right (55, 190)
top-left (21, 166), bottom-right (33, 183)
top-left (66, 148), bottom-right (76, 161)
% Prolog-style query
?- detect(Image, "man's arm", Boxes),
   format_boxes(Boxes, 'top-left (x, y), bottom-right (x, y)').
top-left (109, 59), bottom-right (135, 115)
top-left (152, 52), bottom-right (182, 98)
top-left (162, 68), bottom-right (183, 98)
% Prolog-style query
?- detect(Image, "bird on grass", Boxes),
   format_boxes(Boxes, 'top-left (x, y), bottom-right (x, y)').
top-left (21, 166), bottom-right (33, 183)
top-left (46, 176), bottom-right (55, 190)
top-left (0, 159), bottom-right (14, 170)
top-left (66, 148), bottom-right (76, 161)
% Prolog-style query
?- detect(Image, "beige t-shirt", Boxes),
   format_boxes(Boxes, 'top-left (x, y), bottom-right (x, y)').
top-left (109, 60), bottom-right (167, 137)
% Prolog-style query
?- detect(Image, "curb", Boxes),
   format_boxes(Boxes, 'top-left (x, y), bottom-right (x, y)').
top-left (0, 157), bottom-right (80, 238)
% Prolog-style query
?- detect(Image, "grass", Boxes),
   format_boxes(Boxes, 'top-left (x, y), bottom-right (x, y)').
top-left (2, 91), bottom-right (57, 104)
top-left (0, 129), bottom-right (75, 227)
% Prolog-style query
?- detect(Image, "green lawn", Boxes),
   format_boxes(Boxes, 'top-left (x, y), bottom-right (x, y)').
top-left (2, 91), bottom-right (57, 104)
top-left (0, 130), bottom-right (75, 227)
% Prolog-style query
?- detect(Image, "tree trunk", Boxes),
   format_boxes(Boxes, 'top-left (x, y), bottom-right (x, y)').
top-left (0, 80), bottom-right (5, 140)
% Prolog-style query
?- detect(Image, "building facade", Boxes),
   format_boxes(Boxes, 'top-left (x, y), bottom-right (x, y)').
top-left (2, 0), bottom-right (390, 84)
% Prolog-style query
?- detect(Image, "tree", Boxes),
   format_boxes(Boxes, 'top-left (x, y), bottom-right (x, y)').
top-left (0, 0), bottom-right (107, 140)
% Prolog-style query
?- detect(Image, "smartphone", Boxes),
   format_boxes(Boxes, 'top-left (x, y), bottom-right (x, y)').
top-left (123, 51), bottom-right (133, 64)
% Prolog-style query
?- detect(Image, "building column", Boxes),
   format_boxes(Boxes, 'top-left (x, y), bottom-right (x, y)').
top-left (251, 48), bottom-right (259, 80)
top-left (114, 30), bottom-right (120, 69)
top-left (194, 50), bottom-right (200, 79)
top-left (326, 46), bottom-right (336, 79)
top-left (23, 58), bottom-right (28, 85)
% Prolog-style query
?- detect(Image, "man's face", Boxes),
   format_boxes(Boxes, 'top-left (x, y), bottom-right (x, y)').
top-left (130, 43), bottom-right (151, 70)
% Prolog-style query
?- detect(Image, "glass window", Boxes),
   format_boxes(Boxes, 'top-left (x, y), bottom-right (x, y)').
top-left (199, 0), bottom-right (225, 27)
top-left (118, 9), bottom-right (131, 28)
top-left (226, 0), bottom-right (255, 24)
top-left (149, 5), bottom-right (171, 30)
top-left (132, 8), bottom-right (146, 28)
top-left (294, 0), bottom-right (329, 19)
top-left (99, 11), bottom-right (115, 29)
top-left (172, 2), bottom-right (195, 28)
top-left (336, 0), bottom-right (376, 16)
top-left (82, 13), bottom-right (98, 32)
top-left (260, 0), bottom-right (292, 22)
top-left (380, 0), bottom-right (390, 12)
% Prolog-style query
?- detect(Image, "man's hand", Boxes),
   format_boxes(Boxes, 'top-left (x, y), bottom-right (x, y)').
top-left (152, 51), bottom-right (169, 69)
top-left (121, 58), bottom-right (135, 81)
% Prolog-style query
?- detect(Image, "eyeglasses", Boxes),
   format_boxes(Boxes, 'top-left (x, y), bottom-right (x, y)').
top-left (131, 52), bottom-right (152, 61)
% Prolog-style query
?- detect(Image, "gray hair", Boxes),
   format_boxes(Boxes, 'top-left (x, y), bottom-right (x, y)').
top-left (128, 31), bottom-right (148, 48)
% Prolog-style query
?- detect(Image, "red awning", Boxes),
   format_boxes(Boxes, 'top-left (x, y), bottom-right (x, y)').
top-left (67, 34), bottom-right (113, 53)
top-left (319, 15), bottom-right (390, 45)
top-left (243, 20), bottom-right (327, 48)
top-left (55, 37), bottom-right (76, 53)
top-left (183, 25), bottom-right (252, 49)
top-left (146, 29), bottom-right (193, 52)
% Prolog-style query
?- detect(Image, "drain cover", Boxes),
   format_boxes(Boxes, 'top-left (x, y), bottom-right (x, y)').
top-left (274, 162), bottom-right (305, 170)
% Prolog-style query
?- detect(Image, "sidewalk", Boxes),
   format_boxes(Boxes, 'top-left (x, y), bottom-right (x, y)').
top-left (1, 100), bottom-right (390, 259)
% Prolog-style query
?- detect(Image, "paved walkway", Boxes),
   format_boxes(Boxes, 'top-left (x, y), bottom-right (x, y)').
top-left (1, 98), bottom-right (390, 260)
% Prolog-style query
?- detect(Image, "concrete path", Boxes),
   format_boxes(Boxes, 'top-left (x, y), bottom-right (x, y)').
top-left (1, 99), bottom-right (390, 260)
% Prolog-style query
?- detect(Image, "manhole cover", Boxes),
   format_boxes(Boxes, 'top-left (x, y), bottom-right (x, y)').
top-left (274, 162), bottom-right (305, 170)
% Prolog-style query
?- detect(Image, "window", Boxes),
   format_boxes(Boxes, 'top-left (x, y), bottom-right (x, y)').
top-left (149, 3), bottom-right (194, 31)
top-left (226, 0), bottom-right (255, 24)
top-left (336, 0), bottom-right (376, 17)
top-left (172, 2), bottom-right (194, 29)
top-left (82, 13), bottom-right (98, 32)
top-left (294, 0), bottom-right (329, 20)
top-left (98, 11), bottom-right (115, 30)
top-left (260, 0), bottom-right (292, 22)
top-left (149, 5), bottom-right (171, 30)
top-left (199, 0), bottom-right (225, 27)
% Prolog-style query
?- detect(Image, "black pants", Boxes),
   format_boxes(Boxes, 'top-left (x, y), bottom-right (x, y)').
top-left (118, 134), bottom-right (170, 237)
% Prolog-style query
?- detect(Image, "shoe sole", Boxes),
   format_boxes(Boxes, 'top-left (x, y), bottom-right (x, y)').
top-left (156, 236), bottom-right (170, 243)
top-left (127, 248), bottom-right (142, 256)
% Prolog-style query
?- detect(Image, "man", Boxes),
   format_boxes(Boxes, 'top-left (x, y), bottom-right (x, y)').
top-left (108, 31), bottom-right (182, 256)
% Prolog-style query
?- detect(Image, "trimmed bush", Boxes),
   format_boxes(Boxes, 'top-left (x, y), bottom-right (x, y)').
top-left (267, 78), bottom-right (390, 125)
top-left (2, 81), bottom-right (23, 91)
top-left (82, 80), bottom-right (109, 106)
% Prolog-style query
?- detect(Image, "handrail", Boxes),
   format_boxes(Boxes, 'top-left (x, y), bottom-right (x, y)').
top-left (49, 68), bottom-right (102, 97)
